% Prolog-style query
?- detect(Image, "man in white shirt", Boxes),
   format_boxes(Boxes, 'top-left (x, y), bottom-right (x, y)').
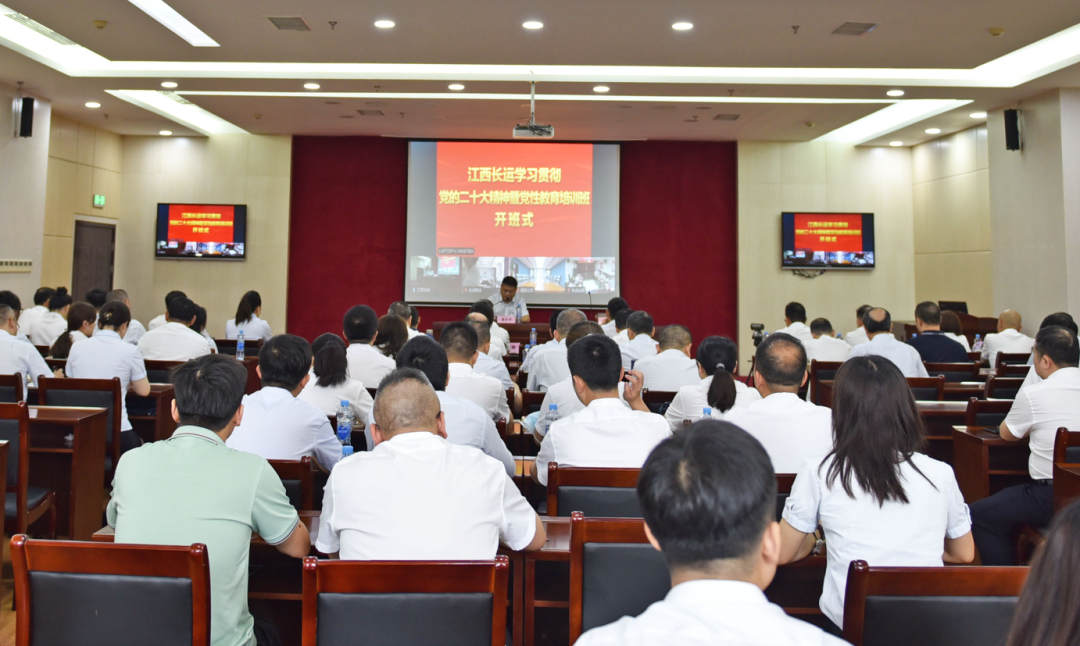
top-left (0, 292), bottom-right (31, 345)
top-left (146, 290), bottom-right (186, 331)
top-left (469, 320), bottom-right (517, 395)
top-left (137, 297), bottom-right (213, 361)
top-left (723, 333), bottom-right (833, 474)
top-left (982, 309), bottom-right (1035, 367)
top-left (971, 325), bottom-right (1080, 565)
top-left (343, 305), bottom-right (396, 388)
top-left (225, 335), bottom-right (342, 471)
top-left (538, 321), bottom-right (629, 438)
top-left (16, 287), bottom-right (53, 337)
top-left (527, 310), bottom-right (586, 392)
top-left (389, 301), bottom-right (422, 340)
top-left (601, 297), bottom-right (629, 338)
top-left (316, 368), bottom-right (545, 559)
top-left (520, 309), bottom-right (563, 375)
top-left (773, 302), bottom-right (814, 345)
top-left (613, 308), bottom-right (633, 345)
top-left (634, 324), bottom-right (700, 392)
top-left (1019, 313), bottom-right (1079, 390)
top-left (574, 421), bottom-right (847, 646)
top-left (532, 334), bottom-right (671, 486)
top-left (844, 304), bottom-right (873, 347)
top-left (440, 322), bottom-right (513, 423)
top-left (620, 311), bottom-right (659, 370)
top-left (469, 301), bottom-right (508, 359)
top-left (488, 276), bottom-right (530, 323)
top-left (396, 336), bottom-right (516, 476)
top-left (846, 308), bottom-right (929, 378)
top-left (0, 305), bottom-right (56, 392)
top-left (104, 289), bottom-right (146, 345)
top-left (804, 318), bottom-right (852, 364)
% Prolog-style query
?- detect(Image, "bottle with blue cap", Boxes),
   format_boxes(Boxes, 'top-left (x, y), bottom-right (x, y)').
top-left (541, 404), bottom-right (560, 436)
top-left (235, 330), bottom-right (245, 360)
top-left (335, 400), bottom-right (354, 446)
top-left (703, 407), bottom-right (713, 419)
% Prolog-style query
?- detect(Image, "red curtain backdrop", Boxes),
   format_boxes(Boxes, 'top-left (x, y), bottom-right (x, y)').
top-left (287, 137), bottom-right (738, 349)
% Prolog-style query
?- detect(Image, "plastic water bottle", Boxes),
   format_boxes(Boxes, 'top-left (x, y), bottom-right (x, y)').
top-left (342, 445), bottom-right (354, 458)
top-left (516, 304), bottom-right (523, 323)
top-left (529, 328), bottom-right (538, 346)
top-left (235, 331), bottom-right (245, 360)
top-left (542, 404), bottom-right (560, 436)
top-left (336, 400), bottom-right (354, 446)
top-left (703, 406), bottom-right (713, 419)
top-left (972, 335), bottom-right (984, 353)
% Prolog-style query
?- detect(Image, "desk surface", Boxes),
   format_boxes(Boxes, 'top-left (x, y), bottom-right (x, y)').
top-left (28, 405), bottom-right (108, 422)
top-left (952, 425), bottom-right (1028, 447)
top-left (93, 510), bottom-right (322, 546)
top-left (917, 401), bottom-right (968, 413)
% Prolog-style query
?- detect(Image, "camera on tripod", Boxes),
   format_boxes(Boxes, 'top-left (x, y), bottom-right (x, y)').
top-left (751, 323), bottom-right (765, 347)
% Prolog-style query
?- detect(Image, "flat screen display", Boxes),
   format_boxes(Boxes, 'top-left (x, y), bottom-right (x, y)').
top-left (155, 204), bottom-right (247, 260)
top-left (781, 212), bottom-right (875, 270)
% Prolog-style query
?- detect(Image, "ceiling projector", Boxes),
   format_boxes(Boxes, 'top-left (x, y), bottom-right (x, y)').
top-left (513, 123), bottom-right (554, 138)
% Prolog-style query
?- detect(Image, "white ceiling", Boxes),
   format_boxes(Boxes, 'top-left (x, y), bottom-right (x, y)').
top-left (2, 0), bottom-right (1080, 143)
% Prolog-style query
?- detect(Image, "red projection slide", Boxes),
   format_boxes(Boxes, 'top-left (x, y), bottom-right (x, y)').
top-left (167, 204), bottom-right (235, 243)
top-left (793, 213), bottom-right (864, 253)
top-left (435, 142), bottom-right (593, 256)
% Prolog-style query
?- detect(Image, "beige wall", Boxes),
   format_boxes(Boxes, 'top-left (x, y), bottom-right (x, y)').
top-left (43, 114), bottom-right (123, 288)
top-left (116, 135), bottom-right (292, 334)
top-left (737, 141), bottom-right (916, 368)
top-left (911, 126), bottom-right (992, 317)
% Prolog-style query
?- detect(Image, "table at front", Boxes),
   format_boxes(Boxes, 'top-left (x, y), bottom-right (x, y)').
top-left (952, 426), bottom-right (1030, 504)
top-left (28, 406), bottom-right (107, 540)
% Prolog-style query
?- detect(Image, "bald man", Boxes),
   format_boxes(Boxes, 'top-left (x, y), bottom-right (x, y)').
top-left (982, 310), bottom-right (1035, 368)
top-left (633, 324), bottom-right (700, 391)
top-left (845, 307), bottom-right (929, 378)
top-left (316, 368), bottom-right (545, 560)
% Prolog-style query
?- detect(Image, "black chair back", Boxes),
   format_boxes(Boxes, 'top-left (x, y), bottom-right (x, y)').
top-left (0, 373), bottom-right (23, 403)
top-left (0, 416), bottom-right (20, 487)
top-left (910, 387), bottom-right (938, 401)
top-left (40, 388), bottom-right (115, 445)
top-left (317, 592), bottom-right (493, 646)
top-left (559, 488), bottom-right (641, 518)
top-left (924, 362), bottom-right (979, 383)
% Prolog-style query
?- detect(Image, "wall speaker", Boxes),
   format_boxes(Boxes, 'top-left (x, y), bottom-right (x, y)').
top-left (1004, 109), bottom-right (1021, 151)
top-left (17, 97), bottom-right (34, 138)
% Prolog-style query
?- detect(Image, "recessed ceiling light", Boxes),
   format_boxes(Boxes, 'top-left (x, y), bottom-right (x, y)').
top-left (889, 141), bottom-right (903, 146)
top-left (85, 102), bottom-right (101, 108)
top-left (970, 111), bottom-right (988, 119)
top-left (672, 22), bottom-right (693, 31)
top-left (304, 82), bottom-right (320, 90)
top-left (159, 130), bottom-right (173, 136)
top-left (925, 128), bottom-right (941, 134)
top-left (161, 81), bottom-right (178, 89)
top-left (593, 86), bottom-right (610, 93)
top-left (523, 21), bottom-right (543, 29)
top-left (126, 0), bottom-right (219, 47)
top-left (374, 20), bottom-right (395, 28)
top-left (448, 83), bottom-right (465, 91)
top-left (886, 89), bottom-right (905, 97)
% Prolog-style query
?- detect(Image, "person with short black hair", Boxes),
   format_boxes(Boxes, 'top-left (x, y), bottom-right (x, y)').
top-left (226, 334), bottom-right (342, 471)
top-left (137, 296), bottom-right (213, 361)
top-left (468, 319), bottom-right (515, 391)
top-left (469, 299), bottom-right (509, 358)
top-left (575, 420), bottom-right (848, 646)
top-left (299, 333), bottom-right (374, 431)
top-left (409, 306), bottom-right (420, 332)
top-left (664, 336), bottom-right (761, 431)
top-left (531, 334), bottom-right (670, 485)
top-left (1019, 312), bottom-right (1079, 389)
top-left (0, 291), bottom-right (29, 344)
top-left (316, 367), bottom-right (545, 559)
top-left (440, 321), bottom-right (512, 422)
top-left (397, 336), bottom-right (514, 475)
top-left (634, 324), bottom-right (700, 391)
top-left (845, 307), bottom-right (928, 378)
top-left (537, 321), bottom-right (622, 434)
top-left (343, 304), bottom-right (396, 387)
top-left (971, 325), bottom-right (1080, 565)
top-left (104, 289), bottom-right (147, 345)
top-left (489, 275), bottom-right (530, 323)
top-left (147, 290), bottom-right (187, 331)
top-left (620, 310), bottom-right (659, 369)
top-left (84, 288), bottom-right (108, 311)
top-left (601, 297), bottom-right (629, 338)
top-left (804, 318), bottom-right (851, 364)
top-left (723, 333), bottom-right (832, 473)
top-left (843, 304), bottom-right (874, 347)
top-left (982, 309), bottom-right (1035, 367)
top-left (774, 302), bottom-right (813, 345)
top-left (613, 307), bottom-right (635, 344)
top-left (907, 301), bottom-right (969, 363)
top-left (526, 309), bottom-right (586, 392)
top-left (0, 304), bottom-right (54, 392)
top-left (519, 309), bottom-right (563, 374)
top-left (28, 287), bottom-right (72, 346)
top-left (16, 287), bottom-right (53, 335)
top-left (108, 354), bottom-right (310, 646)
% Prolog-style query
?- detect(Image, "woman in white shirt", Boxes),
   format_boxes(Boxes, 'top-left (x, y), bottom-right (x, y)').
top-left (191, 305), bottom-right (219, 354)
top-left (939, 310), bottom-right (972, 351)
top-left (29, 287), bottom-right (72, 347)
top-left (66, 301), bottom-right (151, 455)
top-left (298, 333), bottom-right (374, 427)
top-left (778, 355), bottom-right (975, 632)
top-left (224, 290), bottom-right (272, 341)
top-left (48, 301), bottom-right (97, 359)
top-left (374, 314), bottom-right (408, 360)
top-left (664, 336), bottom-right (760, 430)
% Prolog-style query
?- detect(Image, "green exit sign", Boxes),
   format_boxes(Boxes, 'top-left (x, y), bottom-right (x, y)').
top-left (93, 194), bottom-right (105, 208)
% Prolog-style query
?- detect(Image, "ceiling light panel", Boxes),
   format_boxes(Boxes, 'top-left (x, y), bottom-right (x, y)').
top-left (126, 0), bottom-right (219, 46)
top-left (374, 20), bottom-right (395, 29)
top-left (106, 89), bottom-right (246, 135)
top-left (832, 22), bottom-right (877, 36)
top-left (816, 99), bottom-right (971, 144)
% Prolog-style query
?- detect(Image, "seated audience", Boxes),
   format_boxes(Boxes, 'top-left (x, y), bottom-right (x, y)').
top-left (409, 305), bottom-right (421, 334)
top-left (971, 325), bottom-right (1080, 565)
top-left (722, 333), bottom-right (832, 473)
top-left (601, 297), bottom-right (629, 338)
top-left (983, 309), bottom-right (1035, 366)
top-left (226, 334), bottom-right (342, 471)
top-left (396, 336), bottom-right (515, 475)
top-left (388, 301), bottom-right (421, 339)
top-left (939, 309), bottom-right (972, 351)
top-left (138, 296), bottom-right (213, 361)
top-left (779, 355), bottom-right (974, 631)
top-left (343, 305), bottom-right (396, 387)
top-left (843, 304), bottom-right (873, 347)
top-left (298, 332), bottom-right (374, 429)
top-left (28, 287), bottom-right (72, 346)
top-left (225, 290), bottom-right (272, 341)
top-left (538, 321), bottom-right (626, 436)
top-left (0, 291), bottom-right (29, 343)
top-left (1004, 499), bottom-right (1080, 646)
top-left (620, 310), bottom-right (659, 369)
top-left (1020, 312), bottom-right (1078, 389)
top-left (488, 275), bottom-right (530, 323)
top-left (907, 301), bottom-right (969, 362)
top-left (0, 304), bottom-right (53, 391)
top-left (665, 335), bottom-right (761, 431)
top-left (374, 313), bottom-right (408, 360)
top-left (47, 301), bottom-right (96, 359)
top-left (527, 309), bottom-right (586, 392)
top-left (66, 301), bottom-right (150, 454)
top-left (469, 319), bottom-right (515, 390)
top-left (147, 290), bottom-right (185, 331)
top-left (574, 421), bottom-right (848, 646)
top-left (634, 324), bottom-right (700, 392)
top-left (520, 309), bottom-right (563, 374)
top-left (104, 289), bottom-right (146, 345)
top-left (613, 307), bottom-right (634, 344)
top-left (316, 367), bottom-right (544, 559)
top-left (16, 287), bottom-right (53, 336)
top-left (469, 300), bottom-right (508, 358)
top-left (804, 318), bottom-right (851, 364)
top-left (532, 334), bottom-right (670, 486)
top-left (845, 307), bottom-right (929, 377)
top-left (191, 304), bottom-right (219, 354)
top-left (774, 302), bottom-right (814, 345)
top-left (85, 288), bottom-right (107, 312)
top-left (108, 354), bottom-right (309, 646)
top-left (440, 322), bottom-right (512, 422)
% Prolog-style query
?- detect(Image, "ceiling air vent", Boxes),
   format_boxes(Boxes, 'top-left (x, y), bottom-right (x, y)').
top-left (713, 114), bottom-right (740, 121)
top-left (267, 16), bottom-right (311, 31)
top-left (358, 110), bottom-right (385, 116)
top-left (832, 22), bottom-right (877, 36)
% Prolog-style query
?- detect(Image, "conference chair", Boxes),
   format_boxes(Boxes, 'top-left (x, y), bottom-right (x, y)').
top-left (301, 556), bottom-right (509, 646)
top-left (33, 345), bottom-right (49, 359)
top-left (907, 376), bottom-right (946, 401)
top-left (924, 362), bottom-right (980, 383)
top-left (520, 390), bottom-right (546, 416)
top-left (997, 364), bottom-right (1032, 378)
top-left (995, 352), bottom-right (1031, 372)
top-left (776, 474), bottom-right (796, 522)
top-left (546, 464), bottom-right (641, 518)
top-left (505, 388), bottom-right (518, 417)
top-left (0, 372), bottom-right (24, 403)
top-left (809, 360), bottom-right (843, 406)
top-left (966, 352), bottom-right (982, 362)
top-left (1053, 428), bottom-right (1080, 511)
top-left (213, 337), bottom-right (263, 357)
top-left (2, 402), bottom-right (57, 539)
top-left (983, 376), bottom-right (1024, 400)
top-left (143, 360), bottom-right (184, 384)
top-left (269, 457), bottom-right (315, 511)
top-left (640, 389), bottom-right (676, 415)
top-left (964, 398), bottom-right (1014, 429)
top-left (366, 387), bottom-right (376, 399)
top-left (45, 359), bottom-right (65, 373)
top-left (568, 513), bottom-right (669, 644)
top-left (38, 377), bottom-right (123, 478)
top-left (841, 560), bottom-right (1028, 646)
top-left (11, 535), bottom-right (211, 646)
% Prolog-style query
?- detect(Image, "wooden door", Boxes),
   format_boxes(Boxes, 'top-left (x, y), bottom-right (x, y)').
top-left (72, 221), bottom-right (115, 299)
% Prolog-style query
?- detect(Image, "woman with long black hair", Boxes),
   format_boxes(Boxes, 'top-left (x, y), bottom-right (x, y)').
top-left (225, 290), bottom-right (272, 340)
top-left (298, 333), bottom-right (374, 427)
top-left (48, 301), bottom-right (97, 358)
top-left (663, 335), bottom-right (760, 430)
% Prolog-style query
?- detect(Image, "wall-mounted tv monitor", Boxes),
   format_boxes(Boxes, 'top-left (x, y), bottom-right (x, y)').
top-left (155, 204), bottom-right (247, 260)
top-left (781, 212), bottom-right (875, 270)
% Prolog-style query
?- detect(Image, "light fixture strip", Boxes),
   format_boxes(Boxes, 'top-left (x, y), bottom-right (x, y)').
top-left (106, 89), bottom-right (246, 135)
top-left (125, 0), bottom-right (219, 47)
top-left (815, 99), bottom-right (972, 144)
top-left (175, 90), bottom-right (896, 104)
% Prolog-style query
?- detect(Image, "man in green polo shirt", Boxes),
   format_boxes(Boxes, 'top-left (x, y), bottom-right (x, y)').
top-left (107, 354), bottom-right (310, 646)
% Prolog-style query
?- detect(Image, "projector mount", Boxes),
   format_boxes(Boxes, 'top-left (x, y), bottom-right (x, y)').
top-left (513, 81), bottom-right (555, 138)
